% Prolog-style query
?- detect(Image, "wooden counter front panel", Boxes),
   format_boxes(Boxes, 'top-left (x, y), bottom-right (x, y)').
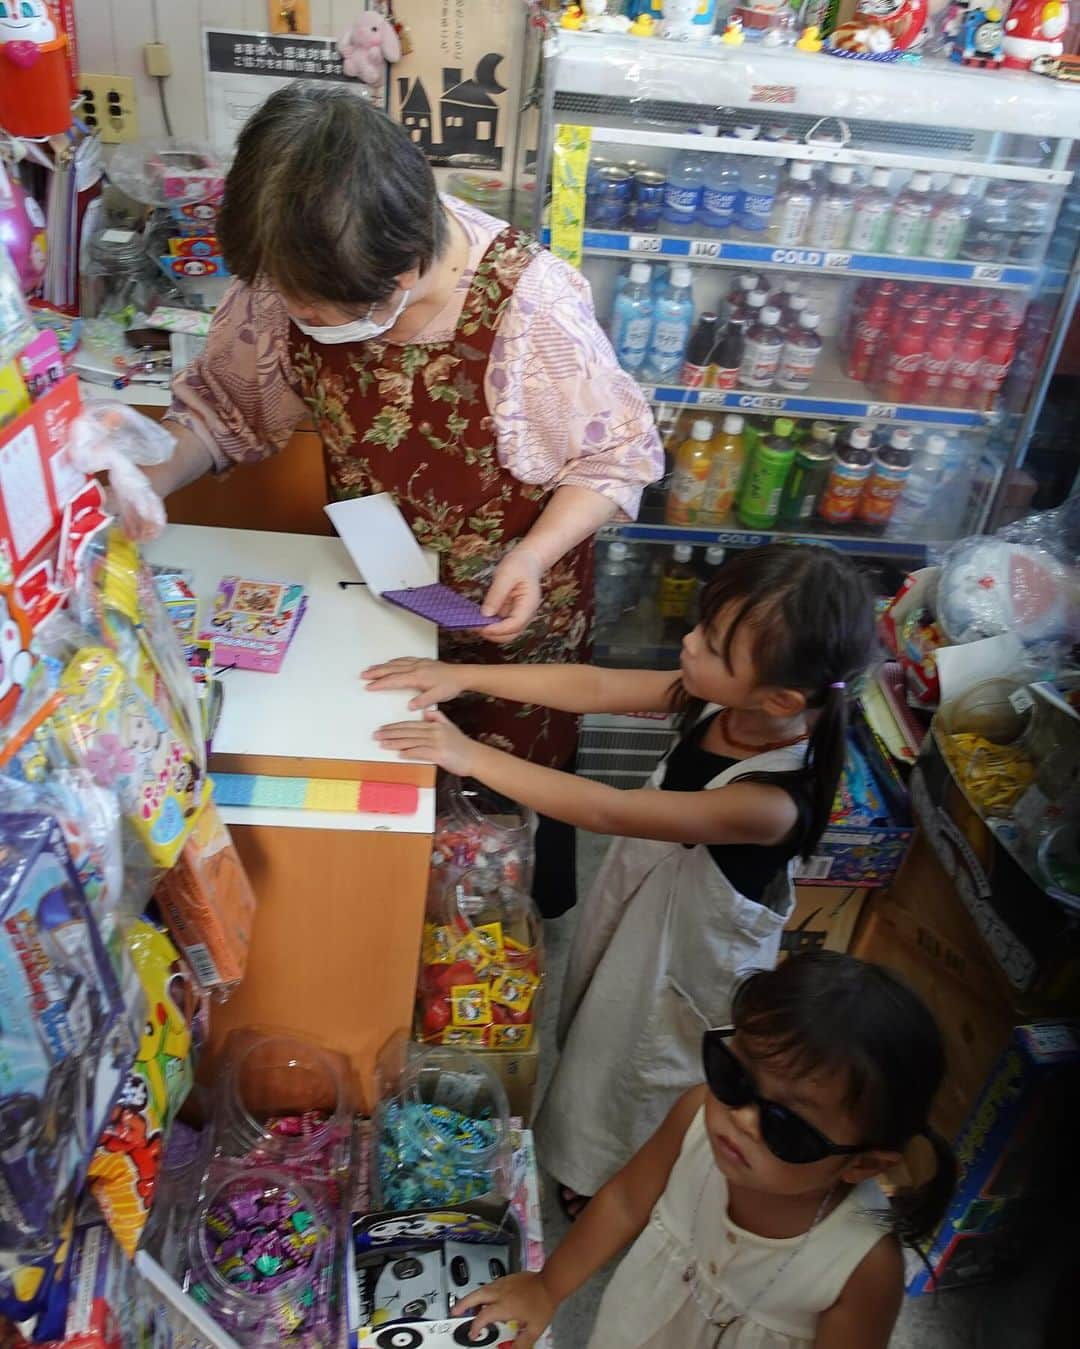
top-left (201, 821), bottom-right (431, 1112)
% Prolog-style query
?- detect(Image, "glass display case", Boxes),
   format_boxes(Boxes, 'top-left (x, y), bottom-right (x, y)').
top-left (533, 30), bottom-right (1080, 780)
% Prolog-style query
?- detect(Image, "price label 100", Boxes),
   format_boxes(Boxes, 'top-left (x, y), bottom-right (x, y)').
top-left (629, 234), bottom-right (662, 253)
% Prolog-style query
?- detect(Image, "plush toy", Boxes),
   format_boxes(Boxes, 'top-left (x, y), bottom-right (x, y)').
top-left (339, 9), bottom-right (402, 95)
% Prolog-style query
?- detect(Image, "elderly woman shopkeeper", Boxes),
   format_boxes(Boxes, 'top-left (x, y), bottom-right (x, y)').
top-left (144, 83), bottom-right (663, 916)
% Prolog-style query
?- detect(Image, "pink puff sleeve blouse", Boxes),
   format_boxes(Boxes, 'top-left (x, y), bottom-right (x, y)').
top-left (165, 199), bottom-right (663, 520)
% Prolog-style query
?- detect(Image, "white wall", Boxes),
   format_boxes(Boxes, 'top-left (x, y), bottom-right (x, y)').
top-left (73, 0), bottom-right (371, 143)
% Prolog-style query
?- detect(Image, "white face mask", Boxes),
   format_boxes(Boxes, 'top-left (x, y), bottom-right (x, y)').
top-left (292, 288), bottom-right (411, 344)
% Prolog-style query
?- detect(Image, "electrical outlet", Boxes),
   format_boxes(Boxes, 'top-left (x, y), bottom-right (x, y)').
top-left (79, 75), bottom-right (138, 143)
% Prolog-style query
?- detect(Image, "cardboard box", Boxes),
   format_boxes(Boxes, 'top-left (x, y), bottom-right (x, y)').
top-left (781, 886), bottom-right (869, 960)
top-left (852, 891), bottom-right (1016, 1145)
top-left (906, 1022), bottom-right (1080, 1295)
top-left (485, 1047), bottom-right (539, 1123)
top-left (910, 733), bottom-right (1080, 1000)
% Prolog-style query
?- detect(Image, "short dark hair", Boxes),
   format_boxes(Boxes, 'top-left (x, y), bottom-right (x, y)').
top-left (217, 82), bottom-right (447, 306)
top-left (732, 951), bottom-right (957, 1247)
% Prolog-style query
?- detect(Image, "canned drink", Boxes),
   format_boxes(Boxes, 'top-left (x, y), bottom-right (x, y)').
top-left (819, 442), bottom-right (873, 525)
top-left (587, 167), bottom-right (633, 228)
top-left (586, 157), bottom-right (613, 192)
top-left (778, 439), bottom-right (835, 523)
top-left (858, 446), bottom-right (913, 526)
top-left (633, 170), bottom-right (666, 231)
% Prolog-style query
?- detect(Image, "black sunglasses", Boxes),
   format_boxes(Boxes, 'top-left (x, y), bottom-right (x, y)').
top-left (702, 1028), bottom-right (869, 1166)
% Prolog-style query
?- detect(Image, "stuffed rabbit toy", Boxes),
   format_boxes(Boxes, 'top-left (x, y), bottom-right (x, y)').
top-left (339, 10), bottom-right (402, 94)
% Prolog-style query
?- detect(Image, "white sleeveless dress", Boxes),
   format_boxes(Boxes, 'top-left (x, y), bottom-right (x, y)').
top-left (587, 1110), bottom-right (891, 1349)
top-left (536, 734), bottom-right (804, 1196)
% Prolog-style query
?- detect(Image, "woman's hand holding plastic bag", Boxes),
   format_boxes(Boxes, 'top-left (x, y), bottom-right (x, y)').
top-left (66, 402), bottom-right (176, 542)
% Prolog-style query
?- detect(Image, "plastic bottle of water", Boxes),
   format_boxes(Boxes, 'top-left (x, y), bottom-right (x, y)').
top-left (610, 262), bottom-right (654, 374)
top-left (662, 146), bottom-right (706, 234)
top-left (733, 127), bottom-right (780, 236)
top-left (646, 265), bottom-right (695, 381)
top-left (595, 540), bottom-right (632, 631)
top-left (700, 142), bottom-right (740, 234)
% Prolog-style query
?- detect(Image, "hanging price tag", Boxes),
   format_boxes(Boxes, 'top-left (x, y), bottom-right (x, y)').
top-left (551, 125), bottom-right (591, 269)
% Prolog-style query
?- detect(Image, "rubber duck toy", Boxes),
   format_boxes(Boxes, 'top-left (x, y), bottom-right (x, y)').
top-left (796, 23), bottom-right (825, 49)
top-left (561, 4), bottom-right (585, 29)
top-left (630, 12), bottom-right (657, 35)
top-left (721, 16), bottom-right (745, 43)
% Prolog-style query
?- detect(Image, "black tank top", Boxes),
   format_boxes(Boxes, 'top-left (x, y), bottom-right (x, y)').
top-left (660, 712), bottom-right (814, 905)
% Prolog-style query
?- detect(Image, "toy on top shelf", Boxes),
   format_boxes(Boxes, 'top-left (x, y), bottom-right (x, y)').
top-left (582, 0), bottom-right (633, 32)
top-left (338, 8), bottom-right (402, 97)
top-left (796, 23), bottom-right (825, 49)
top-left (1002, 0), bottom-right (1070, 69)
top-left (663, 0), bottom-right (718, 41)
top-left (723, 16), bottom-right (748, 43)
top-left (0, 0), bottom-right (73, 138)
top-left (629, 11), bottom-right (657, 35)
top-left (561, 4), bottom-right (586, 29)
top-left (948, 4), bottom-right (1006, 65)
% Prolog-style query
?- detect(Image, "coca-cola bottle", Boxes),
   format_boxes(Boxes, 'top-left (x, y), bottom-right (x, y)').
top-left (870, 293), bottom-right (918, 390)
top-left (943, 315), bottom-right (990, 408)
top-left (847, 294), bottom-right (892, 383)
top-left (844, 279), bottom-right (895, 357)
top-left (909, 308), bottom-right (962, 405)
top-left (975, 315), bottom-right (1022, 411)
top-left (877, 305), bottom-right (932, 405)
top-left (711, 315), bottom-right (747, 390)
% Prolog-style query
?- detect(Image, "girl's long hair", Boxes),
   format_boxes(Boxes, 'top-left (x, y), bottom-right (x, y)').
top-left (671, 544), bottom-right (877, 856)
top-left (732, 951), bottom-right (958, 1248)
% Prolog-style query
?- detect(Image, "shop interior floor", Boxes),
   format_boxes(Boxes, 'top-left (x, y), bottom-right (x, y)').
top-left (535, 831), bottom-right (1068, 1349)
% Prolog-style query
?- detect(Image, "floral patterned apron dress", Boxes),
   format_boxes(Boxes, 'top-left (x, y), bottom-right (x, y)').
top-left (289, 227), bottom-right (593, 768)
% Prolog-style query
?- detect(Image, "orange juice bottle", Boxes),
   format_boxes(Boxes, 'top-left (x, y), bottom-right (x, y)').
top-left (699, 414), bottom-right (747, 525)
top-left (665, 418), bottom-right (716, 526)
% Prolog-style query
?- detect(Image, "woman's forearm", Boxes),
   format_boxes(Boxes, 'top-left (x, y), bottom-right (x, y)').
top-left (145, 424), bottom-right (216, 497)
top-left (515, 484), bottom-right (618, 570)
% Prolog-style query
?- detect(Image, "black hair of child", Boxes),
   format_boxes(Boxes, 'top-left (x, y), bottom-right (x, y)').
top-left (733, 950), bottom-right (958, 1248)
top-left (671, 543), bottom-right (878, 858)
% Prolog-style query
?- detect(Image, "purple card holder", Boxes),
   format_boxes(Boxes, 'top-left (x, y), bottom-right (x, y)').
top-left (381, 584), bottom-right (498, 629)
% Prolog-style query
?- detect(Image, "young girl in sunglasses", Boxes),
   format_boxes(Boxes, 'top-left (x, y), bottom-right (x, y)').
top-left (456, 952), bottom-right (957, 1348)
top-left (368, 544), bottom-right (876, 1212)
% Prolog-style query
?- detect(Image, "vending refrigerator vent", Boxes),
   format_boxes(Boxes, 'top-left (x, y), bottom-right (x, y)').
top-left (578, 715), bottom-right (677, 788)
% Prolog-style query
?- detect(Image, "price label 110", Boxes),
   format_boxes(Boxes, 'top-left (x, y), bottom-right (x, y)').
top-left (689, 239), bottom-right (722, 259)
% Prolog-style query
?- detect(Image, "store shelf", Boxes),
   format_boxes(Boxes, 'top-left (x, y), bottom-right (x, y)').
top-left (540, 227), bottom-right (1042, 291)
top-left (551, 32), bottom-right (1080, 142)
top-left (635, 348), bottom-right (989, 429)
top-left (603, 517), bottom-right (929, 562)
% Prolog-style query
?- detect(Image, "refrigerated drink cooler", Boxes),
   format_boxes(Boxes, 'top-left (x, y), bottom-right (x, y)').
top-left (533, 32), bottom-right (1079, 783)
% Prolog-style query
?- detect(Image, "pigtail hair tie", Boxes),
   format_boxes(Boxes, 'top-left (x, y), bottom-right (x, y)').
top-left (830, 680), bottom-right (846, 691)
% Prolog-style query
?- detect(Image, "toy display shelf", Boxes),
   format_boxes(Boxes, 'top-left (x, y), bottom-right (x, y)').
top-left (540, 226), bottom-right (1045, 291)
top-left (601, 517), bottom-right (930, 562)
top-left (633, 347), bottom-right (991, 429)
top-left (549, 31), bottom-right (1080, 142)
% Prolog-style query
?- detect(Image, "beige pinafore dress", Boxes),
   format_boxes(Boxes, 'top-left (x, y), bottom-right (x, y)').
top-left (588, 1108), bottom-right (891, 1349)
top-left (535, 733), bottom-right (805, 1197)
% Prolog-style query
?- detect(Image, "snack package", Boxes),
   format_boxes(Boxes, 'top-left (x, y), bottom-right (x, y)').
top-left (49, 646), bottom-right (207, 869)
top-left (154, 791), bottom-right (257, 995)
top-left (205, 575), bottom-right (308, 675)
top-left (418, 874), bottom-right (542, 1053)
top-left (36, 1220), bottom-right (137, 1348)
top-left (72, 530), bottom-right (205, 773)
top-left (0, 814), bottom-right (130, 1266)
top-left (87, 922), bottom-right (200, 1256)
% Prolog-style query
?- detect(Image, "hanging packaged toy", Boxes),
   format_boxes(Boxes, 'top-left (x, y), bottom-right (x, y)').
top-left (428, 775), bottom-right (536, 910)
top-left (154, 789), bottom-right (257, 995)
top-left (0, 813), bottom-right (130, 1272)
top-left (86, 921), bottom-right (201, 1256)
top-left (47, 646), bottom-right (204, 869)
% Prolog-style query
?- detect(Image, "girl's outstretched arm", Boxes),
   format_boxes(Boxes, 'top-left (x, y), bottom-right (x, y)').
top-left (363, 656), bottom-right (675, 715)
top-left (374, 713), bottom-right (799, 847)
top-left (814, 1237), bottom-right (903, 1349)
top-left (453, 1089), bottom-right (704, 1348)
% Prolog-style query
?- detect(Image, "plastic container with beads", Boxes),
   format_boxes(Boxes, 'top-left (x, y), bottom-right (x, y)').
top-left (372, 1043), bottom-right (511, 1213)
top-left (184, 1163), bottom-right (338, 1346)
top-left (428, 775), bottom-right (537, 913)
top-left (213, 1031), bottom-right (353, 1187)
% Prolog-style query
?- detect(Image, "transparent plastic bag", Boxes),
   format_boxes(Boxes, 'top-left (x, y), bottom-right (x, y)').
top-left (66, 402), bottom-right (176, 543)
top-left (936, 535), bottom-right (1078, 651)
